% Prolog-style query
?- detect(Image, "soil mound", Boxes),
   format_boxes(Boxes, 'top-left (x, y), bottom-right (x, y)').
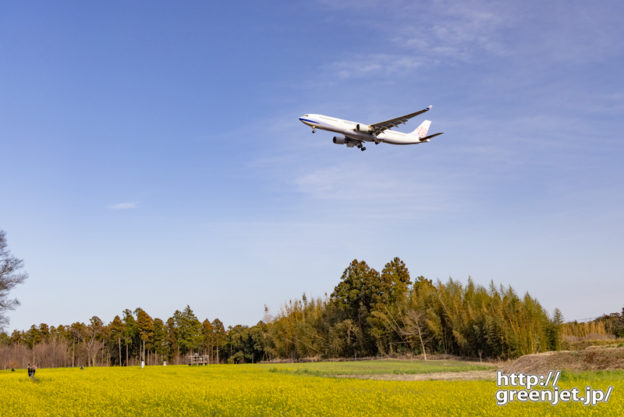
top-left (502, 347), bottom-right (624, 374)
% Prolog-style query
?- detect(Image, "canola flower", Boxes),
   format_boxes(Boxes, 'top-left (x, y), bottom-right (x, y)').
top-left (0, 362), bottom-right (622, 416)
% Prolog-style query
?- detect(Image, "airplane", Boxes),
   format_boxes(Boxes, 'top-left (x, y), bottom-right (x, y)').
top-left (299, 106), bottom-right (443, 151)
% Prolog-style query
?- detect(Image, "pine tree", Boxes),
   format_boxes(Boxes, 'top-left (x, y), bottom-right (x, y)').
top-left (122, 309), bottom-right (138, 365)
top-left (330, 259), bottom-right (382, 356)
top-left (173, 306), bottom-right (203, 355)
top-left (211, 318), bottom-right (226, 363)
top-left (135, 308), bottom-right (154, 364)
top-left (152, 318), bottom-right (169, 361)
top-left (109, 315), bottom-right (124, 366)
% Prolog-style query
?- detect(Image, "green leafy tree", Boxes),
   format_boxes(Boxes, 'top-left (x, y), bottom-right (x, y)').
top-left (379, 257), bottom-right (412, 306)
top-left (547, 308), bottom-right (564, 351)
top-left (226, 324), bottom-right (248, 363)
top-left (10, 329), bottom-right (23, 345)
top-left (202, 319), bottom-right (214, 360)
top-left (248, 321), bottom-right (268, 362)
top-left (122, 309), bottom-right (138, 365)
top-left (173, 306), bottom-right (203, 355)
top-left (152, 318), bottom-right (169, 361)
top-left (367, 258), bottom-right (413, 354)
top-left (166, 317), bottom-right (179, 359)
top-left (135, 308), bottom-right (154, 363)
top-left (109, 315), bottom-right (124, 366)
top-left (330, 259), bottom-right (382, 355)
top-left (25, 325), bottom-right (42, 348)
top-left (211, 318), bottom-right (226, 363)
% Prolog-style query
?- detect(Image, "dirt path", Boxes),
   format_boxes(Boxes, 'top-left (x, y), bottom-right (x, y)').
top-left (340, 370), bottom-right (496, 381)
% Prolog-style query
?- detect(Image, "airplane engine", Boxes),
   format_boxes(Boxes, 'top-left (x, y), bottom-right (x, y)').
top-left (355, 123), bottom-right (372, 132)
top-left (334, 136), bottom-right (360, 148)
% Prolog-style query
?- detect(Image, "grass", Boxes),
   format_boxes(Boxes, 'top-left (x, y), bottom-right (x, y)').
top-left (558, 369), bottom-right (624, 382)
top-left (0, 360), bottom-right (622, 416)
top-left (260, 358), bottom-right (494, 376)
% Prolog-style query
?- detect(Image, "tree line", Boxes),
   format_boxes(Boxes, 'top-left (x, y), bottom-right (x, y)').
top-left (1, 257), bottom-right (566, 368)
top-left (267, 258), bottom-right (563, 361)
top-left (0, 305), bottom-right (239, 368)
top-left (562, 309), bottom-right (624, 341)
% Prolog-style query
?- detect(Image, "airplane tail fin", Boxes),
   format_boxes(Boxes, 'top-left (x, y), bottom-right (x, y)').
top-left (411, 120), bottom-right (431, 139)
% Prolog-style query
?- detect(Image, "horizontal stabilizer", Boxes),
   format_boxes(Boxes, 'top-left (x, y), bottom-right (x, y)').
top-left (420, 132), bottom-right (444, 141)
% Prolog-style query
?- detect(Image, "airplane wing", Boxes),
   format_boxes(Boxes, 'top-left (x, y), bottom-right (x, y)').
top-left (369, 106), bottom-right (432, 135)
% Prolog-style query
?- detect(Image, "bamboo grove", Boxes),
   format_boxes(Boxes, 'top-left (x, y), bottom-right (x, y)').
top-left (1, 258), bottom-right (565, 368)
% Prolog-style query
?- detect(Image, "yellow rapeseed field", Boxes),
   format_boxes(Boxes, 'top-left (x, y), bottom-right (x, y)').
top-left (0, 362), bottom-right (622, 416)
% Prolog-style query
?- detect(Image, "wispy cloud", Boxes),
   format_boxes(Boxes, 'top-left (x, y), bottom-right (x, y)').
top-left (316, 0), bottom-right (624, 81)
top-left (325, 54), bottom-right (424, 80)
top-left (108, 202), bottom-right (138, 210)
top-left (391, 1), bottom-right (511, 59)
top-left (292, 160), bottom-right (463, 219)
top-left (311, 1), bottom-right (513, 81)
top-left (318, 0), bottom-right (513, 63)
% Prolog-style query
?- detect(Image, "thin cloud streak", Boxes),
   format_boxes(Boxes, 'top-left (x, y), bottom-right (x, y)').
top-left (108, 202), bottom-right (138, 210)
top-left (293, 161), bottom-right (463, 218)
top-left (325, 54), bottom-right (424, 80)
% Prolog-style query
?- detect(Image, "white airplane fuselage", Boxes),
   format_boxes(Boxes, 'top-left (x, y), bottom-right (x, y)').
top-left (299, 114), bottom-right (427, 146)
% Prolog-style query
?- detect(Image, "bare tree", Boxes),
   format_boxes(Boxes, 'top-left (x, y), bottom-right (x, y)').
top-left (85, 317), bottom-right (104, 367)
top-left (401, 309), bottom-right (429, 360)
top-left (0, 230), bottom-right (28, 330)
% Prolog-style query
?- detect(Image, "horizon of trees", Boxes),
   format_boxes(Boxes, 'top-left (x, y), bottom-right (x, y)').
top-left (0, 257), bottom-right (573, 369)
top-left (562, 309), bottom-right (624, 341)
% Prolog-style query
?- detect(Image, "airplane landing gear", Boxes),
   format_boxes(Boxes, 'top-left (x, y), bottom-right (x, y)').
top-left (312, 128), bottom-right (316, 134)
top-left (360, 147), bottom-right (366, 151)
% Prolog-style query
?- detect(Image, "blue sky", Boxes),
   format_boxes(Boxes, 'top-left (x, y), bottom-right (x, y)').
top-left (1, 1), bottom-right (623, 331)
